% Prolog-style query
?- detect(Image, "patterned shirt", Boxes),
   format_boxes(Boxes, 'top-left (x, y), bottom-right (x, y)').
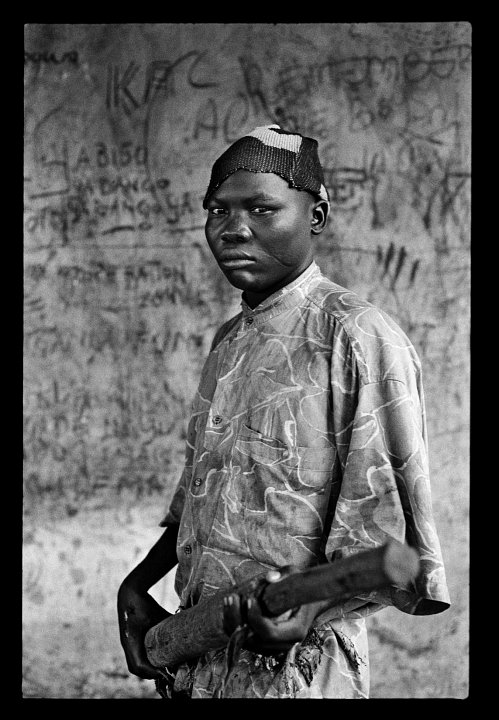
top-left (160, 261), bottom-right (450, 698)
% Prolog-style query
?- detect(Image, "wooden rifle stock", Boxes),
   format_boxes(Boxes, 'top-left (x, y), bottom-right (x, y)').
top-left (144, 540), bottom-right (419, 668)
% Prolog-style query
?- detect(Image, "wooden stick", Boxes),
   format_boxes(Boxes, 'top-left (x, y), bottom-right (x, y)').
top-left (260, 539), bottom-right (419, 616)
top-left (144, 540), bottom-right (419, 668)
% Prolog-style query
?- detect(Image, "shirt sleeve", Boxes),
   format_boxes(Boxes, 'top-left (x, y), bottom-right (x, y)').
top-left (323, 314), bottom-right (451, 617)
top-left (158, 411), bottom-right (196, 527)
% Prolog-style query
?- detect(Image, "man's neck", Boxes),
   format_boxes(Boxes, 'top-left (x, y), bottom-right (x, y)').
top-left (242, 260), bottom-right (315, 309)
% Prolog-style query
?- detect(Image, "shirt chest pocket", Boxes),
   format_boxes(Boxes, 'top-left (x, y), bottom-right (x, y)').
top-left (234, 425), bottom-right (336, 491)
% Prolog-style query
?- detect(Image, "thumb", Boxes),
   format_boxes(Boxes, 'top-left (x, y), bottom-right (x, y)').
top-left (264, 569), bottom-right (282, 584)
top-left (266, 565), bottom-right (301, 583)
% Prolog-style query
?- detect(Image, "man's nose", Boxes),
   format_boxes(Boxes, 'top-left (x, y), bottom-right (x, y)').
top-left (220, 212), bottom-right (251, 242)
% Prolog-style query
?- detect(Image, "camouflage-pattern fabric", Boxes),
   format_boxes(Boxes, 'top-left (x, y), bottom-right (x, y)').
top-left (160, 261), bottom-right (450, 698)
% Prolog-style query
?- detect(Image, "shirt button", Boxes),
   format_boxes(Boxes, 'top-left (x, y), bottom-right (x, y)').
top-left (245, 317), bottom-right (254, 325)
top-left (184, 544), bottom-right (192, 555)
top-left (213, 415), bottom-right (223, 425)
top-left (194, 477), bottom-right (202, 486)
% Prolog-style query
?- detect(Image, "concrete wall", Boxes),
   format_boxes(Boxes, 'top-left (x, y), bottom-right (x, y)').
top-left (23, 22), bottom-right (470, 698)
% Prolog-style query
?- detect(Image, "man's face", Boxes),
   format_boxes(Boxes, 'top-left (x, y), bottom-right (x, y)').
top-left (204, 170), bottom-right (317, 307)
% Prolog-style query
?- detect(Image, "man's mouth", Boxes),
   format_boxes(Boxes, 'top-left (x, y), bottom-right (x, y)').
top-left (218, 254), bottom-right (256, 269)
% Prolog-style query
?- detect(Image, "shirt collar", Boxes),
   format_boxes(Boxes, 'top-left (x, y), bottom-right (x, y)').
top-left (240, 261), bottom-right (322, 325)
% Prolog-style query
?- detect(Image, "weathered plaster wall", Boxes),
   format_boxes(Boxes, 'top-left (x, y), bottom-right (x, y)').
top-left (23, 22), bottom-right (470, 698)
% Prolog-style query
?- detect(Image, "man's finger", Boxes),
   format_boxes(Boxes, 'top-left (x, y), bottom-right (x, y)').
top-left (246, 597), bottom-right (285, 640)
top-left (223, 592), bottom-right (243, 636)
top-left (247, 597), bottom-right (309, 643)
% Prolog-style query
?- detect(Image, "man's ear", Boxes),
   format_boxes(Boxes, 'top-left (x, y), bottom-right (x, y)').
top-left (311, 200), bottom-right (330, 234)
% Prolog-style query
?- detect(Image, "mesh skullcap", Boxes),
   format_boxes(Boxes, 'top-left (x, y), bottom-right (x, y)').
top-left (202, 124), bottom-right (329, 207)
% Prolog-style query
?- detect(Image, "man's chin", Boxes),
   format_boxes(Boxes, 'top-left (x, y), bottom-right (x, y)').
top-left (220, 267), bottom-right (263, 291)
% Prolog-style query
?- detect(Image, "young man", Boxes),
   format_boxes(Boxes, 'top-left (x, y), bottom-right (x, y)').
top-left (118, 125), bottom-right (450, 699)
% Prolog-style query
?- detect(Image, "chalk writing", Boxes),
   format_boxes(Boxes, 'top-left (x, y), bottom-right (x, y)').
top-left (193, 93), bottom-right (251, 144)
top-left (29, 138), bottom-right (70, 200)
top-left (237, 45), bottom-right (470, 122)
top-left (324, 168), bottom-right (368, 209)
top-left (24, 184), bottom-right (201, 242)
top-left (23, 23), bottom-right (470, 516)
top-left (23, 367), bottom-right (193, 506)
top-left (24, 319), bottom-right (209, 361)
top-left (74, 142), bottom-right (148, 172)
top-left (106, 51), bottom-right (217, 114)
top-left (26, 140), bottom-right (149, 200)
top-left (376, 242), bottom-right (412, 291)
top-left (25, 50), bottom-right (79, 66)
top-left (53, 260), bottom-right (206, 310)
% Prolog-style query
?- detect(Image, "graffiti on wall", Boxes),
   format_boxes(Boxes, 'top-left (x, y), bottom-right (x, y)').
top-left (24, 23), bottom-right (471, 512)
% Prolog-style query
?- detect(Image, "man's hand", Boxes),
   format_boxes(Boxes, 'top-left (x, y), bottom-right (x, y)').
top-left (117, 581), bottom-right (171, 679)
top-left (223, 566), bottom-right (323, 656)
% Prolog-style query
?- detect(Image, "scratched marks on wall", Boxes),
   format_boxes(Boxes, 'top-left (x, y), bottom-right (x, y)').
top-left (24, 23), bottom-right (470, 512)
top-left (23, 246), bottom-right (223, 511)
top-left (234, 42), bottom-right (471, 243)
top-left (23, 135), bottom-right (203, 248)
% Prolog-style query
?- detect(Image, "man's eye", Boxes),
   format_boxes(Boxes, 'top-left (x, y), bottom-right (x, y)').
top-left (251, 206), bottom-right (271, 214)
top-left (208, 207), bottom-right (225, 215)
